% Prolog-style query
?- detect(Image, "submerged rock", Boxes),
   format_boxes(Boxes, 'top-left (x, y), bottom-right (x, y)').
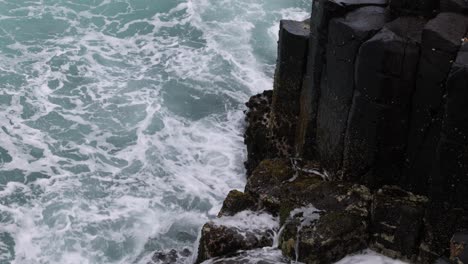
top-left (151, 248), bottom-right (192, 264)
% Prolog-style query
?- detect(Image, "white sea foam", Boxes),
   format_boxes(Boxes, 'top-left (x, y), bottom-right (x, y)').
top-left (336, 249), bottom-right (408, 264)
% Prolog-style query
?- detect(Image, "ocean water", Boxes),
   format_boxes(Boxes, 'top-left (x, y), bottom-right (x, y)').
top-left (0, 0), bottom-right (311, 263)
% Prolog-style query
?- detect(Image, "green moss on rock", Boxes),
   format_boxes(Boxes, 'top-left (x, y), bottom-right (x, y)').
top-left (218, 190), bottom-right (257, 217)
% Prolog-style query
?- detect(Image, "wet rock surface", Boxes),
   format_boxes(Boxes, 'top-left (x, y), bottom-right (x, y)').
top-left (281, 209), bottom-right (369, 264)
top-left (150, 248), bottom-right (192, 264)
top-left (196, 212), bottom-right (278, 264)
top-left (370, 186), bottom-right (429, 261)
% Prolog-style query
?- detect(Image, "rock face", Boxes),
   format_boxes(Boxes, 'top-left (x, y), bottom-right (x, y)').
top-left (431, 42), bottom-right (468, 210)
top-left (316, 6), bottom-right (390, 176)
top-left (195, 1), bottom-right (468, 263)
top-left (343, 17), bottom-right (426, 187)
top-left (403, 13), bottom-right (468, 194)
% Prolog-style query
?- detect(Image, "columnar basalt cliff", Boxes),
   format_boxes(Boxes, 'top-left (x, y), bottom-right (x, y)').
top-left (196, 0), bottom-right (468, 263)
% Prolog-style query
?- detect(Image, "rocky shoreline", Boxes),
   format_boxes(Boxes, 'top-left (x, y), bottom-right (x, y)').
top-left (193, 0), bottom-right (468, 263)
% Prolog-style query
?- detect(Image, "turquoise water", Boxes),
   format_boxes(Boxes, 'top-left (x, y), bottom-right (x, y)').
top-left (0, 1), bottom-right (310, 263)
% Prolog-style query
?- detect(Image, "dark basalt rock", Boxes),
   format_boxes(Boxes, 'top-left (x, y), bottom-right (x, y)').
top-left (430, 42), bottom-right (468, 210)
top-left (403, 12), bottom-right (468, 194)
top-left (196, 221), bottom-right (275, 264)
top-left (297, 0), bottom-right (389, 159)
top-left (244, 90), bottom-right (273, 176)
top-left (280, 210), bottom-right (369, 264)
top-left (270, 19), bottom-right (309, 157)
top-left (151, 248), bottom-right (192, 264)
top-left (218, 190), bottom-right (257, 217)
top-left (343, 17), bottom-right (426, 188)
top-left (389, 0), bottom-right (439, 17)
top-left (370, 186), bottom-right (429, 261)
top-left (297, 0), bottom-right (346, 159)
top-left (440, 0), bottom-right (468, 14)
top-left (316, 6), bottom-right (390, 177)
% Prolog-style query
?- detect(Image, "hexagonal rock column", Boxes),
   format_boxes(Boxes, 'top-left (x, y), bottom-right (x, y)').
top-left (296, 0), bottom-right (389, 160)
top-left (370, 186), bottom-right (428, 262)
top-left (430, 42), bottom-right (468, 210)
top-left (342, 17), bottom-right (426, 188)
top-left (315, 6), bottom-right (390, 177)
top-left (403, 13), bottom-right (468, 194)
top-left (270, 19), bottom-right (309, 157)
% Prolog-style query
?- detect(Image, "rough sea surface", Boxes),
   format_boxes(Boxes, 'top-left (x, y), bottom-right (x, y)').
top-left (0, 1), bottom-right (310, 263)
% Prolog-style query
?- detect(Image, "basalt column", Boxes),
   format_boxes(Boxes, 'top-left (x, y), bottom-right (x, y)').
top-left (403, 13), bottom-right (468, 194)
top-left (295, 0), bottom-right (388, 159)
top-left (431, 42), bottom-right (468, 210)
top-left (419, 42), bottom-right (468, 263)
top-left (315, 6), bottom-right (390, 177)
top-left (270, 20), bottom-right (310, 157)
top-left (343, 17), bottom-right (426, 187)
